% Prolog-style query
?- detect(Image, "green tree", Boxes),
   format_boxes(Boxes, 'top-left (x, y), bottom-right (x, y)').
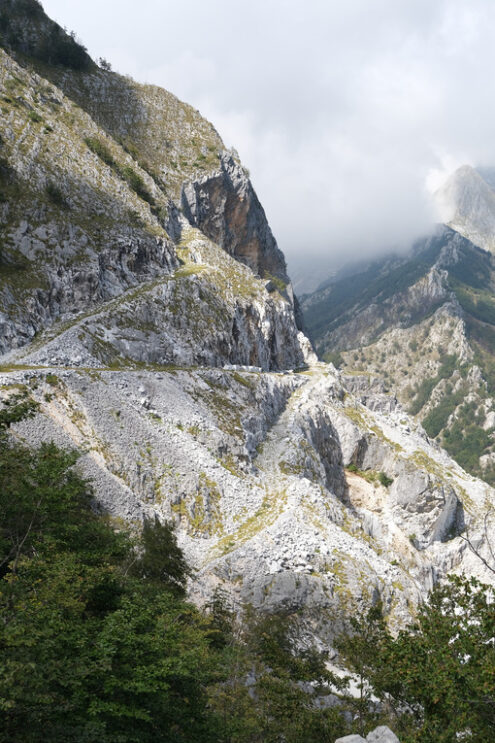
top-left (336, 576), bottom-right (495, 743)
top-left (0, 394), bottom-right (221, 742)
top-left (129, 516), bottom-right (191, 595)
top-left (335, 601), bottom-right (387, 735)
top-left (209, 603), bottom-right (348, 743)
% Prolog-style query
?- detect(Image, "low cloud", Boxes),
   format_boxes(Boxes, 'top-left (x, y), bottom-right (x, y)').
top-left (42, 0), bottom-right (495, 269)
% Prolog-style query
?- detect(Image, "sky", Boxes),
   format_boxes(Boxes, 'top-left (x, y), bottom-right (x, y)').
top-left (40, 0), bottom-right (495, 280)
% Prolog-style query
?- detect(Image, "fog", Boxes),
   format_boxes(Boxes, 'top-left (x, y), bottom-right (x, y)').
top-left (41, 0), bottom-right (495, 282)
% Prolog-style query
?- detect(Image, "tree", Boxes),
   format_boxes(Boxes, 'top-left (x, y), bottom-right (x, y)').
top-left (335, 601), bottom-right (387, 735)
top-left (0, 394), bottom-right (221, 741)
top-left (336, 576), bottom-right (495, 743)
top-left (129, 516), bottom-right (191, 595)
top-left (208, 603), bottom-right (348, 743)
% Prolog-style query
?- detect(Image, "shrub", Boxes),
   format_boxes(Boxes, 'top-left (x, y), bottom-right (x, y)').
top-left (37, 26), bottom-right (92, 72)
top-left (45, 181), bottom-right (67, 208)
top-left (28, 110), bottom-right (42, 123)
top-left (121, 165), bottom-right (154, 206)
top-left (378, 472), bottom-right (393, 487)
top-left (84, 136), bottom-right (115, 167)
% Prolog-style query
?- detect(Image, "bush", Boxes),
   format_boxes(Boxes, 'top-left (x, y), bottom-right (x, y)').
top-left (84, 138), bottom-right (155, 206)
top-left (121, 164), bottom-right (155, 206)
top-left (28, 110), bottom-right (42, 123)
top-left (37, 26), bottom-right (92, 72)
top-left (336, 577), bottom-right (495, 742)
top-left (84, 136), bottom-right (116, 167)
top-left (45, 181), bottom-right (67, 208)
top-left (378, 471), bottom-right (393, 487)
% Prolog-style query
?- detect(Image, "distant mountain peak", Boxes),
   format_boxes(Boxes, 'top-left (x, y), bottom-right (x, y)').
top-left (434, 164), bottom-right (495, 252)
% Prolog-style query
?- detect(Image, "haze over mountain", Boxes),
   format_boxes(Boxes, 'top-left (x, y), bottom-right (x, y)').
top-left (302, 165), bottom-right (495, 489)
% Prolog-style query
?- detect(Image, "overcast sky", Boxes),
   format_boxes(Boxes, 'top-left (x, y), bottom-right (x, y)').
top-left (40, 0), bottom-right (495, 273)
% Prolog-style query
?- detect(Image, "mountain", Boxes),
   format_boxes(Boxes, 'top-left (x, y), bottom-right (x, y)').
top-left (1, 0), bottom-right (495, 651)
top-left (302, 171), bottom-right (495, 486)
top-left (435, 164), bottom-right (495, 253)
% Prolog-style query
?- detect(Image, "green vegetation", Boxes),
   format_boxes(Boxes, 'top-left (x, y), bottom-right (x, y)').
top-left (84, 136), bottom-right (116, 168)
top-left (422, 383), bottom-right (466, 438)
top-left (305, 236), bottom-right (444, 343)
top-left (0, 2), bottom-right (93, 72)
top-left (451, 279), bottom-right (495, 326)
top-left (263, 272), bottom-right (287, 294)
top-left (378, 471), bottom-right (394, 487)
top-left (409, 355), bottom-right (458, 415)
top-left (336, 576), bottom-right (495, 742)
top-left (322, 349), bottom-right (343, 368)
top-left (45, 180), bottom-right (67, 208)
top-left (27, 110), bottom-right (42, 123)
top-left (442, 399), bottom-right (493, 474)
top-left (84, 136), bottom-right (155, 207)
top-left (347, 464), bottom-right (394, 487)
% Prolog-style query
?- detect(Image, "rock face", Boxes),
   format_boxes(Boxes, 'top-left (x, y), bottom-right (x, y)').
top-left (335, 726), bottom-right (400, 743)
top-left (182, 152), bottom-right (290, 283)
top-left (0, 28), bottom-right (303, 369)
top-left (1, 1), bottom-right (495, 653)
top-left (435, 164), bottom-right (495, 254)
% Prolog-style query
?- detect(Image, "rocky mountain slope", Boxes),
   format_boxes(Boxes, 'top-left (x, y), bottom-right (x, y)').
top-left (302, 224), bottom-right (495, 486)
top-left (1, 0), bottom-right (495, 648)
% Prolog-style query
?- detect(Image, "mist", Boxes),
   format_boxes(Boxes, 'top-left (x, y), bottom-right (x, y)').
top-left (41, 0), bottom-right (495, 281)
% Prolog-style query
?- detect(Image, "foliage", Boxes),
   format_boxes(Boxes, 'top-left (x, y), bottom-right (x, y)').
top-left (209, 603), bottom-right (349, 743)
top-left (0, 396), bottom-right (219, 741)
top-left (45, 181), bottom-right (67, 208)
top-left (129, 516), bottom-right (192, 595)
top-left (421, 384), bottom-right (466, 438)
top-left (27, 110), bottom-right (42, 123)
top-left (378, 471), bottom-right (393, 487)
top-left (408, 354), bottom-right (457, 415)
top-left (322, 349), bottom-right (343, 368)
top-left (336, 576), bottom-right (495, 743)
top-left (120, 165), bottom-right (155, 206)
top-left (36, 26), bottom-right (92, 71)
top-left (84, 137), bottom-right (155, 206)
top-left (85, 136), bottom-right (116, 168)
top-left (305, 237), bottom-right (444, 342)
top-left (335, 602), bottom-right (387, 735)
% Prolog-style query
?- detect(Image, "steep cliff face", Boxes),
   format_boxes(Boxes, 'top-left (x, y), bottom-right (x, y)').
top-left (182, 153), bottom-right (290, 282)
top-left (435, 165), bottom-right (495, 254)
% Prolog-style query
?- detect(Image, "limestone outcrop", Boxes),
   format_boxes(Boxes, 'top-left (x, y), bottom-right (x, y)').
top-left (336, 726), bottom-right (400, 743)
top-left (182, 152), bottom-right (289, 282)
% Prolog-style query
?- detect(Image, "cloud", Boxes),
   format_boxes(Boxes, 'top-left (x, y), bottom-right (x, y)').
top-left (41, 0), bottom-right (495, 271)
